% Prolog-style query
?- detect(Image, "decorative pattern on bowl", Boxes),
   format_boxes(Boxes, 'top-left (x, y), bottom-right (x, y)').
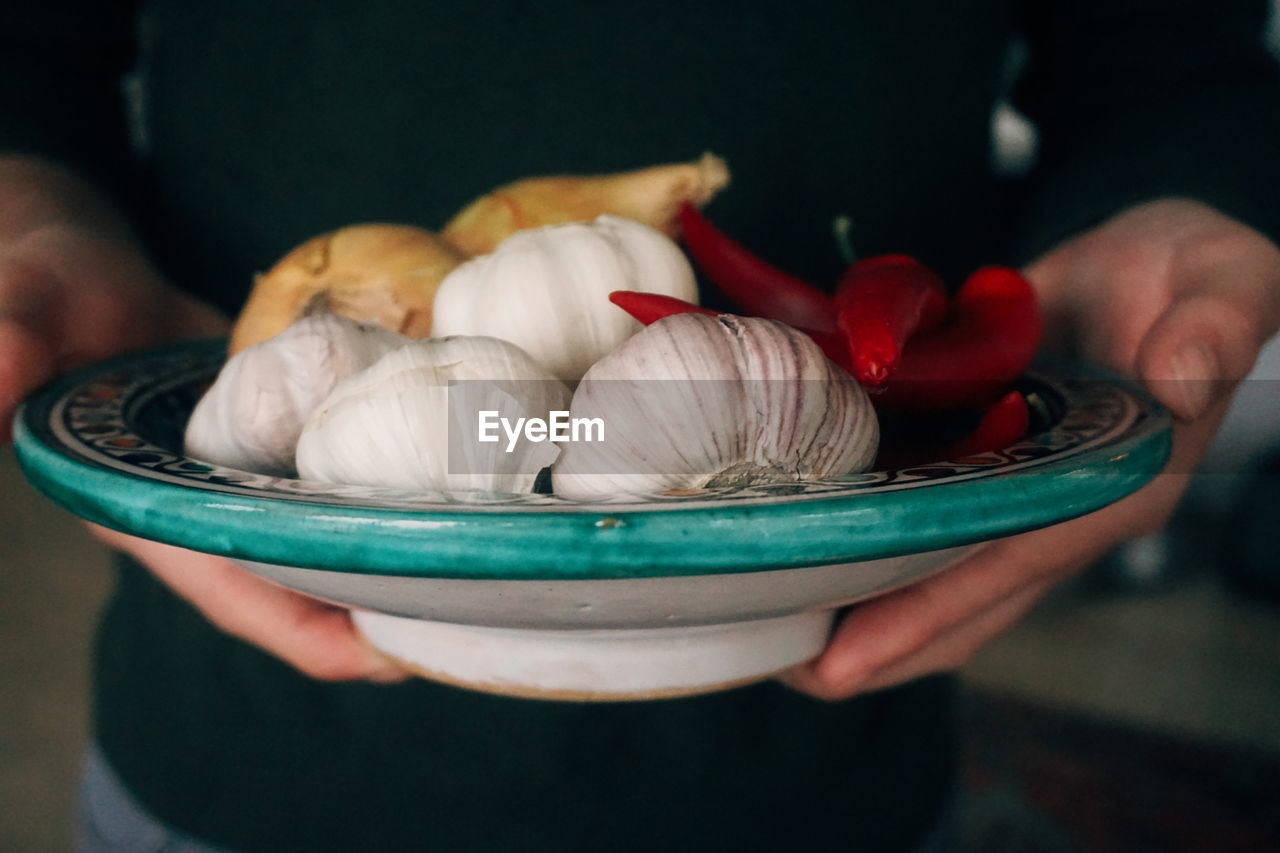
top-left (14, 339), bottom-right (1171, 581)
top-left (13, 340), bottom-right (1174, 699)
top-left (43, 340), bottom-right (1136, 509)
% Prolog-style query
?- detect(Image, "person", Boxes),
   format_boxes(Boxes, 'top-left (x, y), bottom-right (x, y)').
top-left (4, 1), bottom-right (1280, 850)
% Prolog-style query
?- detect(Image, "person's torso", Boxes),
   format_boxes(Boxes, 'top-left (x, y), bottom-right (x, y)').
top-left (132, 0), bottom-right (1015, 310)
top-left (100, 4), bottom-right (1008, 849)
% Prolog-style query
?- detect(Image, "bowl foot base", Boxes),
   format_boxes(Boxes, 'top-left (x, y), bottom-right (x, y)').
top-left (352, 610), bottom-right (835, 702)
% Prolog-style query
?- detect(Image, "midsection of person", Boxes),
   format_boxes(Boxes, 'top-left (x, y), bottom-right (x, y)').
top-left (94, 2), bottom-right (1013, 850)
top-left (136, 0), bottom-right (1011, 309)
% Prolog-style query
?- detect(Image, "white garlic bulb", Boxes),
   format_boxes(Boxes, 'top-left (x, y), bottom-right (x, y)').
top-left (551, 314), bottom-right (879, 499)
top-left (184, 313), bottom-right (408, 477)
top-left (430, 214), bottom-right (699, 383)
top-left (296, 336), bottom-right (570, 494)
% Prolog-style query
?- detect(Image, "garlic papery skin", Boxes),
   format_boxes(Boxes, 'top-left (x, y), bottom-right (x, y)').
top-left (184, 314), bottom-right (408, 478)
top-left (551, 314), bottom-right (879, 500)
top-left (441, 153), bottom-right (730, 256)
top-left (229, 224), bottom-right (465, 355)
top-left (295, 336), bottom-right (571, 494)
top-left (431, 215), bottom-right (698, 383)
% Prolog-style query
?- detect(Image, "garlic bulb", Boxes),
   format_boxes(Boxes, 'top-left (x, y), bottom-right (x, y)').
top-left (442, 153), bottom-right (730, 256)
top-left (296, 336), bottom-right (570, 494)
top-left (551, 314), bottom-right (879, 499)
top-left (230, 224), bottom-right (465, 355)
top-left (431, 215), bottom-right (699, 383)
top-left (185, 314), bottom-right (408, 477)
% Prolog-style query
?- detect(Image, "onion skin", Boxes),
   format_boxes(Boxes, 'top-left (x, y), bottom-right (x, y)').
top-left (229, 224), bottom-right (465, 355)
top-left (441, 153), bottom-right (730, 257)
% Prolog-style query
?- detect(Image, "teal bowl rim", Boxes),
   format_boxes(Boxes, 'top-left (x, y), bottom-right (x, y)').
top-left (13, 339), bottom-right (1173, 580)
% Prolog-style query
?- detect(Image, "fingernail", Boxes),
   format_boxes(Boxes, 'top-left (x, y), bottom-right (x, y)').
top-left (1169, 341), bottom-right (1217, 421)
top-left (368, 666), bottom-right (409, 684)
top-left (366, 654), bottom-right (411, 684)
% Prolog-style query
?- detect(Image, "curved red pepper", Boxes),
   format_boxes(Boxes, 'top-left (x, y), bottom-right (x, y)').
top-left (834, 255), bottom-right (948, 388)
top-left (609, 290), bottom-right (719, 324)
top-left (876, 266), bottom-right (1042, 412)
top-left (875, 390), bottom-right (1030, 469)
top-left (938, 391), bottom-right (1029, 459)
top-left (612, 290), bottom-right (1033, 469)
top-left (609, 291), bottom-right (852, 369)
top-left (677, 203), bottom-right (835, 332)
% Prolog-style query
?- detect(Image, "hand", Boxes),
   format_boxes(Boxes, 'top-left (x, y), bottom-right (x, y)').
top-left (2, 156), bottom-right (408, 683)
top-left (0, 157), bottom-right (225, 439)
top-left (89, 526), bottom-right (408, 682)
top-left (784, 198), bottom-right (1280, 701)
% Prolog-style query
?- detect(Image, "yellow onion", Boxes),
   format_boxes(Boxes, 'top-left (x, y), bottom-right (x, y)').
top-left (229, 224), bottom-right (465, 355)
top-left (441, 153), bottom-right (730, 256)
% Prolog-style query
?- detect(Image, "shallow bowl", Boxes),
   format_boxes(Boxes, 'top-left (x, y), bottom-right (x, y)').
top-left (14, 341), bottom-right (1171, 699)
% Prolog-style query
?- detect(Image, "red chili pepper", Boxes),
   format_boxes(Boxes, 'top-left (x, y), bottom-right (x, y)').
top-left (834, 255), bottom-right (948, 388)
top-left (875, 390), bottom-right (1030, 469)
top-left (609, 291), bottom-right (853, 370)
top-left (876, 266), bottom-right (1042, 412)
top-left (677, 203), bottom-right (835, 332)
top-left (608, 290), bottom-right (719, 325)
top-left (795, 326), bottom-right (855, 372)
top-left (937, 391), bottom-right (1029, 459)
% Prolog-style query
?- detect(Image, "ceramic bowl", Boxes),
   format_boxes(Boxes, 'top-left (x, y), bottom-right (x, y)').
top-left (14, 340), bottom-right (1171, 700)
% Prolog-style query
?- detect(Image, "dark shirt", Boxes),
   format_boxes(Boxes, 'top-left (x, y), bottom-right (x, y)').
top-left (5, 2), bottom-right (1280, 851)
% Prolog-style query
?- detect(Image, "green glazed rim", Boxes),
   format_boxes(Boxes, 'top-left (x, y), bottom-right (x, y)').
top-left (13, 339), bottom-right (1172, 580)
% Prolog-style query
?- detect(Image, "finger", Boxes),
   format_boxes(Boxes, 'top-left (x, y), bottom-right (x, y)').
top-left (785, 537), bottom-right (1040, 697)
top-left (8, 228), bottom-right (226, 363)
top-left (781, 575), bottom-right (1054, 700)
top-left (88, 525), bottom-right (409, 683)
top-left (0, 237), bottom-right (228, 442)
top-left (0, 249), bottom-right (110, 432)
top-left (852, 575), bottom-right (1056, 695)
top-left (0, 259), bottom-right (62, 442)
top-left (1022, 231), bottom-right (1174, 365)
top-left (0, 317), bottom-right (56, 443)
top-left (1135, 290), bottom-right (1271, 422)
top-left (783, 459), bottom-right (1197, 702)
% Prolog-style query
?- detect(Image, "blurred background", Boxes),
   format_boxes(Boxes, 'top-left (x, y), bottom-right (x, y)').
top-left (4, 7), bottom-right (1280, 853)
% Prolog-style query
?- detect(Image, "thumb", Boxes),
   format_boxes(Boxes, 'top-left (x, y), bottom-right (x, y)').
top-left (0, 259), bottom-right (60, 443)
top-left (1134, 292), bottom-right (1264, 423)
top-left (0, 320), bottom-right (55, 443)
top-left (87, 524), bottom-right (410, 683)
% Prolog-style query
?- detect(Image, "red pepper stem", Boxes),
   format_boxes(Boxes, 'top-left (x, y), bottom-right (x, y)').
top-left (832, 215), bottom-right (857, 265)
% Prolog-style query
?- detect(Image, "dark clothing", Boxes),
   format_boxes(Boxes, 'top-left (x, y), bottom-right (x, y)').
top-left (8, 2), bottom-right (1280, 294)
top-left (5, 2), bottom-right (1280, 851)
top-left (97, 560), bottom-right (957, 852)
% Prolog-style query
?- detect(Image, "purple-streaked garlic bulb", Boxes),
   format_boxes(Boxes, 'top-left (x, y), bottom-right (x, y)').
top-left (551, 313), bottom-right (878, 499)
